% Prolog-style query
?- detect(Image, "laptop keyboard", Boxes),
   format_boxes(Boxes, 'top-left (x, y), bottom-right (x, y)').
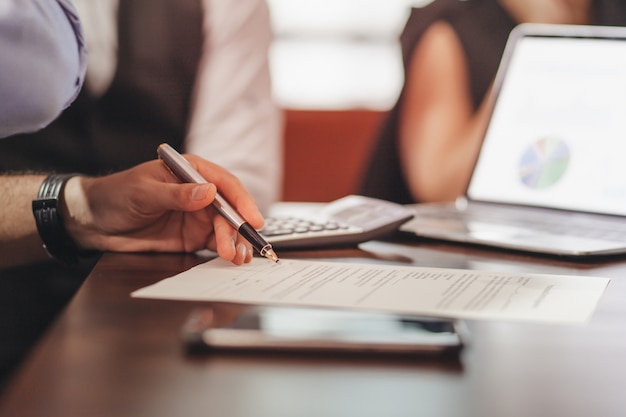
top-left (413, 204), bottom-right (626, 243)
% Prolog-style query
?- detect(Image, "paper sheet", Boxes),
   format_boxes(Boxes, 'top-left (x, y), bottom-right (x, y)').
top-left (131, 258), bottom-right (609, 324)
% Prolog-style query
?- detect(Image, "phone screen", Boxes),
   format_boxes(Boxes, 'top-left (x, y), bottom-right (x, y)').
top-left (183, 306), bottom-right (464, 356)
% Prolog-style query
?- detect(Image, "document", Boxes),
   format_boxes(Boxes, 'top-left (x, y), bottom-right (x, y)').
top-left (131, 258), bottom-right (609, 325)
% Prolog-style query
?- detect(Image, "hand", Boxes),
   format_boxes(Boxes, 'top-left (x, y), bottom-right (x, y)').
top-left (62, 156), bottom-right (265, 265)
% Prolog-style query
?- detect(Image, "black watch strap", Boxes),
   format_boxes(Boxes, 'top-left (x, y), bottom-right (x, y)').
top-left (32, 174), bottom-right (87, 266)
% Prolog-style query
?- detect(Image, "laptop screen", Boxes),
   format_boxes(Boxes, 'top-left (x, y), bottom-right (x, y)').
top-left (467, 25), bottom-right (626, 217)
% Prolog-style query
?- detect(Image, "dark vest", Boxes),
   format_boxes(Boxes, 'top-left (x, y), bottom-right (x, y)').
top-left (0, 0), bottom-right (203, 174)
top-left (359, 0), bottom-right (626, 204)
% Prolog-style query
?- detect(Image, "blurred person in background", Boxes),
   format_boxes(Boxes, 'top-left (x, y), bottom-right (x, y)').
top-left (360, 0), bottom-right (626, 203)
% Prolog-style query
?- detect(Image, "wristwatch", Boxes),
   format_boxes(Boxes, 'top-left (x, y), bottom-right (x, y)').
top-left (32, 174), bottom-right (89, 266)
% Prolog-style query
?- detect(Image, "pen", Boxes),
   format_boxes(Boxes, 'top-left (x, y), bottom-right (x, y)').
top-left (157, 143), bottom-right (280, 263)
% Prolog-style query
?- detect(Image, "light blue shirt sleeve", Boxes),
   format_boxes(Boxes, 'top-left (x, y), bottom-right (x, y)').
top-left (0, 0), bottom-right (87, 138)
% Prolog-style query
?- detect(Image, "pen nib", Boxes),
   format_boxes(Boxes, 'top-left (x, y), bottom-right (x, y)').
top-left (263, 248), bottom-right (280, 264)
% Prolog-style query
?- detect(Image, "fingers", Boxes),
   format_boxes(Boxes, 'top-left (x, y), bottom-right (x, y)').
top-left (89, 160), bottom-right (218, 215)
top-left (88, 158), bottom-right (261, 265)
top-left (185, 154), bottom-right (265, 229)
top-left (212, 216), bottom-right (254, 265)
top-left (160, 156), bottom-right (261, 264)
top-left (155, 155), bottom-right (264, 228)
top-left (134, 179), bottom-right (218, 215)
top-left (178, 183), bottom-right (218, 211)
top-left (233, 240), bottom-right (254, 265)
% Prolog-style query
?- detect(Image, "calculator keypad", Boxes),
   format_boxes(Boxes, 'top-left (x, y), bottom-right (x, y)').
top-left (260, 217), bottom-right (353, 237)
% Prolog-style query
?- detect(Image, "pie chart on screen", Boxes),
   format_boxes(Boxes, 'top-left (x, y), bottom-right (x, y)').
top-left (519, 137), bottom-right (570, 189)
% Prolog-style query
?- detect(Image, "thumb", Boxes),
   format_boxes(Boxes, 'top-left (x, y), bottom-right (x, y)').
top-left (151, 182), bottom-right (217, 212)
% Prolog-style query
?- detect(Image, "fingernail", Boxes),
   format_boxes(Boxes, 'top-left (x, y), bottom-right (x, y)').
top-left (191, 184), bottom-right (211, 201)
top-left (230, 237), bottom-right (237, 258)
top-left (237, 243), bottom-right (248, 260)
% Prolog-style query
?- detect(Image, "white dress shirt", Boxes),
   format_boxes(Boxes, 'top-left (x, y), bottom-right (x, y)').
top-left (73, 0), bottom-right (283, 213)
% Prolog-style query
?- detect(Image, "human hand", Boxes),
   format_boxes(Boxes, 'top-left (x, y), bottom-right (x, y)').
top-left (62, 156), bottom-right (264, 265)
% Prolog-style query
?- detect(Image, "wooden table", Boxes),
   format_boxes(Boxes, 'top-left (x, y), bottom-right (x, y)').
top-left (2, 240), bottom-right (626, 417)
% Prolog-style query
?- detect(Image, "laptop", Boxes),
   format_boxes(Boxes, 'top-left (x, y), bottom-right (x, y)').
top-left (400, 23), bottom-right (626, 257)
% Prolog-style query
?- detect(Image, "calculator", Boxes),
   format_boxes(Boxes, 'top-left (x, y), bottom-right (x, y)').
top-left (259, 195), bottom-right (415, 250)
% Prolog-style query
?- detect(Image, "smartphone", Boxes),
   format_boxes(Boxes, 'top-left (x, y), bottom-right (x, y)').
top-left (182, 306), bottom-right (465, 357)
top-left (259, 195), bottom-right (415, 250)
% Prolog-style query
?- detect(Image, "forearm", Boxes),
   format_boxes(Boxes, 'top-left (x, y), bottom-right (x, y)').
top-left (0, 175), bottom-right (49, 266)
top-left (402, 101), bottom-right (490, 202)
top-left (399, 21), bottom-right (489, 202)
top-left (1, 158), bottom-right (265, 268)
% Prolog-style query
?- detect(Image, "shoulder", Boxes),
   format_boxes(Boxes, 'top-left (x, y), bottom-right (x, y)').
top-left (408, 20), bottom-right (467, 89)
top-left (400, 0), bottom-right (507, 65)
top-left (0, 0), bottom-right (87, 137)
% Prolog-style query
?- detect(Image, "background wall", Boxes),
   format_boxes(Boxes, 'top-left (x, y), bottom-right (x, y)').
top-left (282, 109), bottom-right (385, 202)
